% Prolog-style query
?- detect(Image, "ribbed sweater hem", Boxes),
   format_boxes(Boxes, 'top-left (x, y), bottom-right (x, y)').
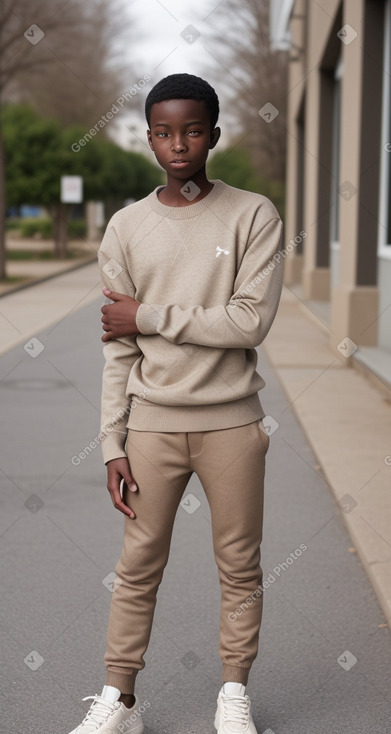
top-left (126, 393), bottom-right (264, 432)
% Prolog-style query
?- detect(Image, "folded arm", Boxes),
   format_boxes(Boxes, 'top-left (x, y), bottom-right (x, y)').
top-left (135, 215), bottom-right (284, 349)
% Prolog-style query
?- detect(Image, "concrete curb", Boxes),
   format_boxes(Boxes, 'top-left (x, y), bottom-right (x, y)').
top-left (0, 256), bottom-right (97, 299)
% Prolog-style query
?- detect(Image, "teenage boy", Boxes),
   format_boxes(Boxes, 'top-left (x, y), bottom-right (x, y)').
top-left (68, 73), bottom-right (284, 734)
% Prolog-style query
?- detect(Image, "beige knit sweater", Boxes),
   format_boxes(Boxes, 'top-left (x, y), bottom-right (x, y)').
top-left (98, 180), bottom-right (284, 463)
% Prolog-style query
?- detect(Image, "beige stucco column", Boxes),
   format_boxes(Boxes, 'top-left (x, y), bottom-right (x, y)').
top-left (284, 0), bottom-right (306, 286)
top-left (300, 0), bottom-right (339, 301)
top-left (330, 0), bottom-right (380, 354)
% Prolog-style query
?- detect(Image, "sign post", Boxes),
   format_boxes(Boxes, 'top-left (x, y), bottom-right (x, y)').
top-left (55, 176), bottom-right (84, 258)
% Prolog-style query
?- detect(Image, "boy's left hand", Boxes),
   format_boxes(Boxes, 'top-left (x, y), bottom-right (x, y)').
top-left (101, 288), bottom-right (140, 341)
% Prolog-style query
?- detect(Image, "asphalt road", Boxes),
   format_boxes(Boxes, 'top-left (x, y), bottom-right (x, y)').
top-left (0, 297), bottom-right (390, 734)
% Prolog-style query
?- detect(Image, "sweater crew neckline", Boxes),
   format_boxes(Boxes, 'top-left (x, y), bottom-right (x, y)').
top-left (147, 179), bottom-right (225, 219)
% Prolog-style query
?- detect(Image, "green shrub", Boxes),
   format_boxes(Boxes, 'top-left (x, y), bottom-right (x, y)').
top-left (5, 218), bottom-right (21, 230)
top-left (20, 218), bottom-right (53, 238)
top-left (18, 217), bottom-right (87, 239)
top-left (68, 220), bottom-right (86, 238)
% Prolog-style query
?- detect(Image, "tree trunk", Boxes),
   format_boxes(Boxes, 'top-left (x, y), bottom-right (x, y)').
top-left (0, 103), bottom-right (7, 281)
top-left (53, 203), bottom-right (69, 259)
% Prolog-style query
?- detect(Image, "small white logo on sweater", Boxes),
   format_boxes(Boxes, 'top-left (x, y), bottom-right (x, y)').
top-left (216, 246), bottom-right (229, 258)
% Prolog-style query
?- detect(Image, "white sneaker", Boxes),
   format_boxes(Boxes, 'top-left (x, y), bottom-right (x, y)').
top-left (68, 691), bottom-right (144, 733)
top-left (214, 684), bottom-right (258, 734)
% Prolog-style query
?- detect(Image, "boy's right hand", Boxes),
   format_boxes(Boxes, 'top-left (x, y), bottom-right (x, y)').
top-left (106, 458), bottom-right (138, 518)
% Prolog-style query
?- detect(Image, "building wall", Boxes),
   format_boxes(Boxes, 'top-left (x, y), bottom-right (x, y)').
top-left (285, 0), bottom-right (388, 355)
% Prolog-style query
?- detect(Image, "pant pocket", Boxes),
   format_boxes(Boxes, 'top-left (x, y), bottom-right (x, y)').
top-left (124, 428), bottom-right (130, 455)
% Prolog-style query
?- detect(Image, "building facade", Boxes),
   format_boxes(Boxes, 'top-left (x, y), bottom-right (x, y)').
top-left (271, 0), bottom-right (391, 380)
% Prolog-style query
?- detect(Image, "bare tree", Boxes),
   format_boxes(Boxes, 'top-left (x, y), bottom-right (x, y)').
top-left (7, 1), bottom-right (142, 127)
top-left (203, 0), bottom-right (288, 183)
top-left (0, 0), bottom-right (137, 279)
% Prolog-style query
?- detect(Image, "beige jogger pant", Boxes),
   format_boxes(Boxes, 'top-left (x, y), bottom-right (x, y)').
top-left (104, 419), bottom-right (270, 694)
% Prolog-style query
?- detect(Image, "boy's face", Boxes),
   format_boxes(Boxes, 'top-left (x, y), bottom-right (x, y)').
top-left (147, 98), bottom-right (220, 180)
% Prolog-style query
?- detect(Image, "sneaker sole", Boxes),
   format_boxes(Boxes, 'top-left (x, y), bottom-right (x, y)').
top-left (116, 717), bottom-right (144, 734)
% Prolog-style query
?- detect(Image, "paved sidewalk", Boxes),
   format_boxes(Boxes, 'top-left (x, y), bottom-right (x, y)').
top-left (262, 287), bottom-right (391, 629)
top-left (0, 237), bottom-right (99, 296)
top-left (0, 273), bottom-right (390, 732)
top-left (0, 261), bottom-right (102, 356)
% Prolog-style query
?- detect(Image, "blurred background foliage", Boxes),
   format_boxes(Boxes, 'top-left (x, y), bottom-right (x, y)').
top-left (0, 0), bottom-right (287, 280)
top-left (2, 104), bottom-right (162, 257)
top-left (208, 148), bottom-right (285, 220)
top-left (3, 105), bottom-right (162, 210)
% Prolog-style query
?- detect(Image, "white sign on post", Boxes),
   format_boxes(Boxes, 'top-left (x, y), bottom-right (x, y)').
top-left (61, 176), bottom-right (83, 204)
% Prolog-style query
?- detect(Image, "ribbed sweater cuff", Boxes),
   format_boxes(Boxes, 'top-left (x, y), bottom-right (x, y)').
top-left (136, 303), bottom-right (163, 335)
top-left (100, 430), bottom-right (128, 464)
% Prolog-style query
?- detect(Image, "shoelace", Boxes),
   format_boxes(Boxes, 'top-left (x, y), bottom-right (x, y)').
top-left (221, 693), bottom-right (250, 725)
top-left (80, 695), bottom-right (119, 727)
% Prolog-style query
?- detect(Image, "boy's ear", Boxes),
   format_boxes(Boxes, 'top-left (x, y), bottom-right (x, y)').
top-left (147, 129), bottom-right (154, 151)
top-left (209, 126), bottom-right (221, 150)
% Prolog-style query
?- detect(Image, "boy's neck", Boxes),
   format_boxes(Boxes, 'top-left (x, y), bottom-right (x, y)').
top-left (157, 168), bottom-right (214, 207)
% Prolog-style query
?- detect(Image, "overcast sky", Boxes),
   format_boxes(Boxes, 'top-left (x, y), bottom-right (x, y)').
top-left (131, 0), bottom-right (223, 76)
top-left (111, 0), bottom-right (232, 150)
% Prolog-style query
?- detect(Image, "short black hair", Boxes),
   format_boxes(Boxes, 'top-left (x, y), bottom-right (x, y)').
top-left (145, 73), bottom-right (219, 131)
